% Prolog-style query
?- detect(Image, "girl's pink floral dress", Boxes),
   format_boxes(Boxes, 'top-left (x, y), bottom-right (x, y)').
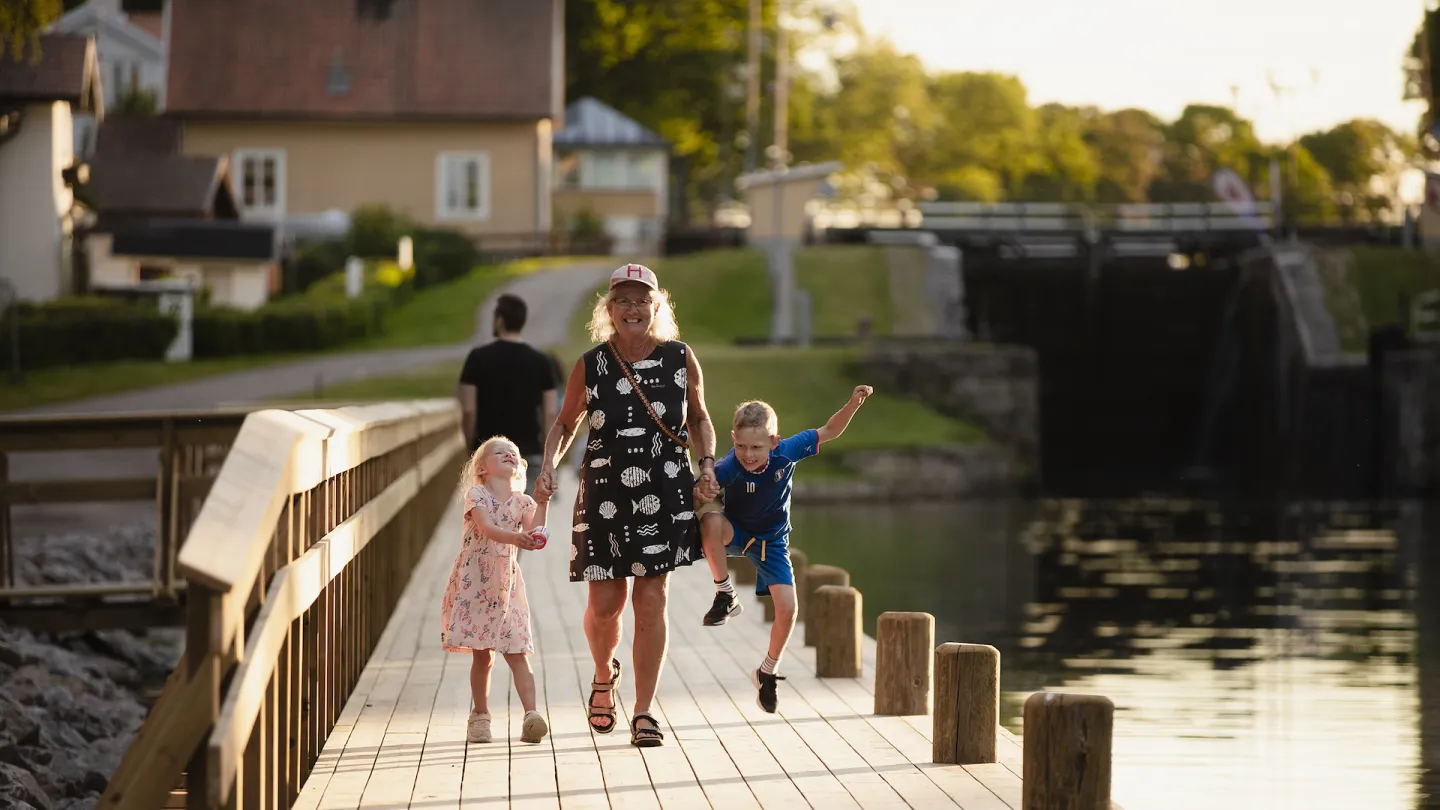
top-left (440, 485), bottom-right (535, 655)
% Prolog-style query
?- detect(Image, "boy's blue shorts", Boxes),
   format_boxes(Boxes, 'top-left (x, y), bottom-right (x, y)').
top-left (722, 516), bottom-right (794, 597)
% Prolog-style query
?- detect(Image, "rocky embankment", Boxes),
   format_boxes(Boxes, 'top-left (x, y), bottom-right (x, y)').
top-left (0, 526), bottom-right (183, 809)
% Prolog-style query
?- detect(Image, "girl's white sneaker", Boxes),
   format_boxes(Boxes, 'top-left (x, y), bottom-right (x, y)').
top-left (521, 710), bottom-right (549, 743)
top-left (467, 711), bottom-right (492, 743)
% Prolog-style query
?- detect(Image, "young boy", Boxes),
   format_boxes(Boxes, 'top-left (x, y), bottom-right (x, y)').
top-left (695, 384), bottom-right (872, 713)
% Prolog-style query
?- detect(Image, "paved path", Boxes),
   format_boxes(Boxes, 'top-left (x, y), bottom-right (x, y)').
top-left (7, 263), bottom-right (609, 538)
top-left (294, 471), bottom-right (1029, 810)
top-left (23, 263), bottom-right (610, 416)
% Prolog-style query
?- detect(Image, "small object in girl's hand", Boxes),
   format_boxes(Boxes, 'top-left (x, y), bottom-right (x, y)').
top-left (530, 527), bottom-right (549, 550)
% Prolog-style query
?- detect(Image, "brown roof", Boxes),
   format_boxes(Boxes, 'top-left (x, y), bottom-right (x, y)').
top-left (87, 155), bottom-right (238, 220)
top-left (94, 117), bottom-right (182, 157)
top-left (0, 34), bottom-right (100, 109)
top-left (166, 0), bottom-right (562, 121)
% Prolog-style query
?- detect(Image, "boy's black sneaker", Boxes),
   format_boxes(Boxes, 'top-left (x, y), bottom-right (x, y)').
top-left (751, 669), bottom-right (785, 713)
top-left (703, 591), bottom-right (743, 626)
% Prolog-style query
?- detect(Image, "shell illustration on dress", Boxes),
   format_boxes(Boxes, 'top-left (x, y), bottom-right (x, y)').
top-left (673, 368), bottom-right (687, 389)
top-left (571, 340), bottom-right (702, 584)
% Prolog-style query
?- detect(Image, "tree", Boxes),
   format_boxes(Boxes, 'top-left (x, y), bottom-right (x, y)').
top-left (1299, 118), bottom-right (1414, 222)
top-left (1085, 108), bottom-right (1166, 203)
top-left (0, 0), bottom-right (63, 61)
top-left (110, 85), bottom-right (158, 116)
top-left (1149, 104), bottom-right (1264, 202)
top-left (924, 71), bottom-right (1037, 199)
top-left (1017, 104), bottom-right (1100, 202)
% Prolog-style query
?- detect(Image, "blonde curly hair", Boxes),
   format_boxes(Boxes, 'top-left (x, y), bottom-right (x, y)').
top-left (461, 436), bottom-right (528, 492)
top-left (585, 284), bottom-right (680, 344)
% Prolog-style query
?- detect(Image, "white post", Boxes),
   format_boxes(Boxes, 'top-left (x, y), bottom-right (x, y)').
top-left (159, 282), bottom-right (194, 363)
top-left (398, 236), bottom-right (414, 271)
top-left (345, 256), bottom-right (364, 299)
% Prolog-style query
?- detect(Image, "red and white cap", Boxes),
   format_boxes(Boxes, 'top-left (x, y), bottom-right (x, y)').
top-left (609, 263), bottom-right (658, 291)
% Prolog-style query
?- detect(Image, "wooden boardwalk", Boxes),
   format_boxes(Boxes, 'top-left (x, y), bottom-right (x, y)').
top-left (293, 476), bottom-right (1026, 809)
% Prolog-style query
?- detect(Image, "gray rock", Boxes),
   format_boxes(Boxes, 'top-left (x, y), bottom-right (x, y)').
top-left (0, 762), bottom-right (55, 810)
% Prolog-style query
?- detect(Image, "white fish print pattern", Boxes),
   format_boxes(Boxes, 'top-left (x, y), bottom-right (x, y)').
top-left (671, 511), bottom-right (695, 522)
top-left (674, 545), bottom-right (691, 565)
top-left (617, 377), bottom-right (633, 395)
top-left (632, 494), bottom-right (660, 515)
top-left (573, 522), bottom-right (590, 532)
top-left (590, 457), bottom-right (611, 468)
top-left (616, 427), bottom-right (646, 437)
top-left (632, 358), bottom-right (663, 370)
top-left (583, 565), bottom-right (613, 581)
top-left (589, 409), bottom-right (605, 431)
top-left (586, 385), bottom-right (598, 402)
top-left (621, 467), bottom-right (651, 487)
top-left (598, 501), bottom-right (618, 519)
top-left (570, 545), bottom-right (578, 561)
top-left (641, 543), bottom-right (670, 555)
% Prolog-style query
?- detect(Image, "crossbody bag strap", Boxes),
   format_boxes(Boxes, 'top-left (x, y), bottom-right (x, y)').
top-left (607, 340), bottom-right (690, 451)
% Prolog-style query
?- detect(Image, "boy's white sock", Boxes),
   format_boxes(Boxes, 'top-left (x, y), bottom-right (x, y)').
top-left (715, 576), bottom-right (735, 596)
top-left (761, 654), bottom-right (781, 675)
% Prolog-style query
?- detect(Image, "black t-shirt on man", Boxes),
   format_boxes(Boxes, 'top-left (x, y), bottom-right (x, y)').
top-left (458, 340), bottom-right (558, 456)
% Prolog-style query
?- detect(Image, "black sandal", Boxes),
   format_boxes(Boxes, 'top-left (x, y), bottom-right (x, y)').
top-left (588, 658), bottom-right (622, 734)
top-left (630, 712), bottom-right (665, 748)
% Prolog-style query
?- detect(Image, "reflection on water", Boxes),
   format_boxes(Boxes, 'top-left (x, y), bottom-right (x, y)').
top-left (790, 497), bottom-right (1440, 810)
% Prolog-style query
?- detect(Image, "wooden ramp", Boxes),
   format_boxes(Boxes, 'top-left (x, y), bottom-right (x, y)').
top-left (293, 474), bottom-right (1025, 809)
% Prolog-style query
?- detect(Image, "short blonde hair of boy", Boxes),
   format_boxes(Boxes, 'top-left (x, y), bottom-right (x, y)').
top-left (733, 401), bottom-right (778, 435)
top-left (461, 435), bottom-right (528, 491)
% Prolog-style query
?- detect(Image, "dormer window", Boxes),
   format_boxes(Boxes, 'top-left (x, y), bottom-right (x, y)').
top-left (357, 0), bottom-right (394, 20)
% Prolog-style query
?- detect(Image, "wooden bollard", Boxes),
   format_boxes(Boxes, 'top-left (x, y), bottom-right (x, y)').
top-left (1022, 693), bottom-right (1113, 810)
top-left (874, 612), bottom-right (935, 715)
top-left (814, 585), bottom-right (861, 677)
top-left (760, 594), bottom-right (775, 622)
top-left (789, 547), bottom-right (808, 592)
top-left (801, 564), bottom-right (849, 647)
top-left (728, 555), bottom-right (756, 585)
top-left (932, 642), bottom-right (999, 765)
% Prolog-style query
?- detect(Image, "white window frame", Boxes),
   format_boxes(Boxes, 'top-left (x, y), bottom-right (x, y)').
top-left (436, 151), bottom-right (492, 222)
top-left (233, 148), bottom-right (286, 220)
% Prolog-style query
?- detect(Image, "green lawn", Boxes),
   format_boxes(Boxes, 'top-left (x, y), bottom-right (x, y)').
top-left (795, 245), bottom-right (895, 336)
top-left (1323, 247), bottom-right (1440, 350)
top-left (297, 345), bottom-right (986, 455)
top-left (0, 257), bottom-right (590, 413)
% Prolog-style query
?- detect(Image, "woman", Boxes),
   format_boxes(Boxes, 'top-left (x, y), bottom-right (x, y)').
top-left (534, 263), bottom-right (719, 748)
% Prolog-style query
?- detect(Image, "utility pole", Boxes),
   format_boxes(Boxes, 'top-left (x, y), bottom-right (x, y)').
top-left (745, 0), bottom-right (761, 174)
top-left (769, 0), bottom-right (794, 342)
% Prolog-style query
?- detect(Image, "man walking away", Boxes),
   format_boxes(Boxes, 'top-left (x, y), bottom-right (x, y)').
top-left (458, 294), bottom-right (558, 493)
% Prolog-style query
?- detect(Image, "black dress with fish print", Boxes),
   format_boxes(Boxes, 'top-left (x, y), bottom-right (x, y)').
top-left (570, 339), bottom-right (702, 582)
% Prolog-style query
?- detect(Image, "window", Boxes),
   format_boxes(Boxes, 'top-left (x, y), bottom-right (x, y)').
top-left (233, 149), bottom-right (286, 218)
top-left (577, 151), bottom-right (664, 191)
top-left (436, 152), bottom-right (491, 221)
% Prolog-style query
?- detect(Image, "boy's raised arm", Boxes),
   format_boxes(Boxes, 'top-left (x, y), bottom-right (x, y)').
top-left (816, 385), bottom-right (873, 444)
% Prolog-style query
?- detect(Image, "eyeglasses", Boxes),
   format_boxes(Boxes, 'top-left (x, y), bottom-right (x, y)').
top-left (612, 297), bottom-right (653, 310)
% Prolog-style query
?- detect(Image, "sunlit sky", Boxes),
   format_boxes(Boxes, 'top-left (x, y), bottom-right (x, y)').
top-left (847, 0), bottom-right (1429, 146)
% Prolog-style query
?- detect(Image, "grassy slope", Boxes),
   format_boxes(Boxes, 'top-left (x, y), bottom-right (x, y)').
top-left (314, 246), bottom-right (986, 465)
top-left (1335, 247), bottom-right (1440, 349)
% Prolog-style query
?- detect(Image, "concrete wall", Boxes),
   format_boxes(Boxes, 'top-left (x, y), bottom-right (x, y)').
top-left (0, 102), bottom-right (73, 302)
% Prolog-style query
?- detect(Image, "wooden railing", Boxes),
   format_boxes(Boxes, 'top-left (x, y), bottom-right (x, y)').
top-left (0, 409), bottom-right (249, 629)
top-left (98, 400), bottom-right (465, 810)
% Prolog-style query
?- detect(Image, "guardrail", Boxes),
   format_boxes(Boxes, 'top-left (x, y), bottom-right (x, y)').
top-left (98, 400), bottom-right (465, 810)
top-left (0, 408), bottom-right (250, 628)
top-left (918, 201), bottom-right (1275, 234)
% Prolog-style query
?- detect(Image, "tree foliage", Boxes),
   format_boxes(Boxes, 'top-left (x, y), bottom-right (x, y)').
top-left (0, 0), bottom-right (63, 61)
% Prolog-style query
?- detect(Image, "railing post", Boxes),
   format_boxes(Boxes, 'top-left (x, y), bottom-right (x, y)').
top-left (187, 584), bottom-right (223, 810)
top-left (932, 642), bottom-right (999, 765)
top-left (0, 450), bottom-right (10, 589)
top-left (156, 417), bottom-right (179, 598)
top-left (814, 584), bottom-right (861, 678)
top-left (802, 564), bottom-right (848, 647)
top-left (1022, 693), bottom-right (1114, 810)
top-left (874, 612), bottom-right (934, 716)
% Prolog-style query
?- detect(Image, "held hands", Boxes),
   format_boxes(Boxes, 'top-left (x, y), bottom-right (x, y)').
top-left (509, 527), bottom-right (545, 551)
top-left (533, 465), bottom-right (557, 503)
top-left (697, 466), bottom-right (720, 502)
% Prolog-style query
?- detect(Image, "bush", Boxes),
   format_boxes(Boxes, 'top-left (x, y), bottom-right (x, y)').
top-left (412, 227), bottom-right (479, 288)
top-left (192, 285), bottom-right (396, 358)
top-left (0, 297), bottom-right (177, 370)
top-left (349, 204), bottom-right (418, 258)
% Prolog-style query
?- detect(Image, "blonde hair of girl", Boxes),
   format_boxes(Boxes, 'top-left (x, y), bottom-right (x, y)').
top-left (460, 436), bottom-right (528, 492)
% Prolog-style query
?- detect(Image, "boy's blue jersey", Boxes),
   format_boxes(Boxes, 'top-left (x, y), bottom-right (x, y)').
top-left (713, 429), bottom-right (820, 537)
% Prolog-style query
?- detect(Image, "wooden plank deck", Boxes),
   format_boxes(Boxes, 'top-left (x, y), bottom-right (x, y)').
top-left (293, 474), bottom-right (1026, 809)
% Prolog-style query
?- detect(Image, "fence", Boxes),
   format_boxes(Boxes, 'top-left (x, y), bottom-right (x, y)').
top-left (98, 400), bottom-right (465, 810)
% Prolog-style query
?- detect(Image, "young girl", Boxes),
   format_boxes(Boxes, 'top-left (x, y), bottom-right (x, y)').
top-left (440, 435), bottom-right (550, 744)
